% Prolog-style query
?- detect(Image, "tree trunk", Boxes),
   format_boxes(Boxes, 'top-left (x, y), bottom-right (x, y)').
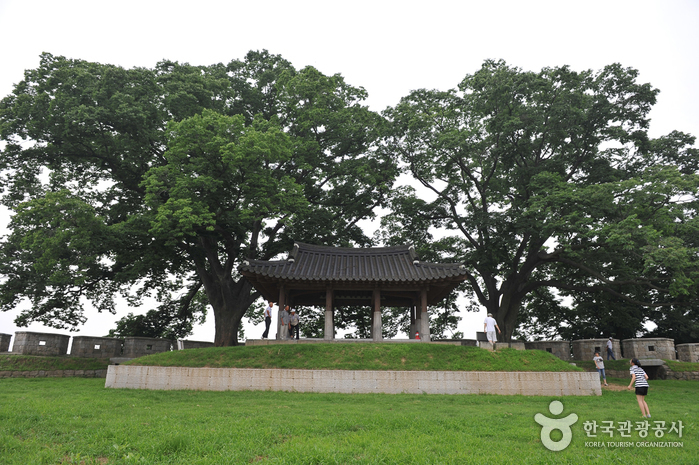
top-left (202, 274), bottom-right (257, 346)
top-left (494, 282), bottom-right (524, 342)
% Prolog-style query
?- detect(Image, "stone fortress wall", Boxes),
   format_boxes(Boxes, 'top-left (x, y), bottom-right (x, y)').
top-left (1, 331), bottom-right (213, 358)
top-left (1, 330), bottom-right (698, 364)
top-left (676, 343), bottom-right (699, 363)
top-left (11, 331), bottom-right (71, 356)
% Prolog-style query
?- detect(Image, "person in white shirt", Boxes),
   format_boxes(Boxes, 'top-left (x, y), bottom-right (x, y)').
top-left (279, 305), bottom-right (290, 340)
top-left (606, 337), bottom-right (616, 360)
top-left (593, 351), bottom-right (608, 386)
top-left (289, 308), bottom-right (300, 340)
top-left (483, 313), bottom-right (501, 343)
top-left (262, 302), bottom-right (273, 339)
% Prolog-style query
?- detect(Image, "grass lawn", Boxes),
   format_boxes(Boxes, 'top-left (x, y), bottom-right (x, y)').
top-left (121, 343), bottom-right (583, 372)
top-left (1, 375), bottom-right (695, 464)
top-left (0, 354), bottom-right (110, 372)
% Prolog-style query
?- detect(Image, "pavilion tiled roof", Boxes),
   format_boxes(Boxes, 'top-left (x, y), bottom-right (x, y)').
top-left (240, 242), bottom-right (467, 283)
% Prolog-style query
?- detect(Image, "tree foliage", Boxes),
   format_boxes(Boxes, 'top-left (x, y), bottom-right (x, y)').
top-left (381, 60), bottom-right (699, 341)
top-left (0, 51), bottom-right (397, 345)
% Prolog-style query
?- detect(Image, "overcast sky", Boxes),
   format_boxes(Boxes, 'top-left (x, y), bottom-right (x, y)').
top-left (1, 0), bottom-right (697, 344)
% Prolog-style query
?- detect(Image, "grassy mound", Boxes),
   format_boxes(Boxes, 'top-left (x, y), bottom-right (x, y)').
top-left (123, 343), bottom-right (583, 372)
top-left (0, 354), bottom-right (110, 371)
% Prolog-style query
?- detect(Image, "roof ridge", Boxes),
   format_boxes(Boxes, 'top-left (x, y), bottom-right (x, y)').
top-left (294, 242), bottom-right (413, 255)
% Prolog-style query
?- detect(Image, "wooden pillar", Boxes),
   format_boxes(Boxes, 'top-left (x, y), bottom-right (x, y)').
top-left (324, 288), bottom-right (334, 340)
top-left (409, 302), bottom-right (417, 339)
top-left (420, 288), bottom-right (430, 341)
top-left (372, 289), bottom-right (382, 341)
top-left (276, 286), bottom-right (286, 340)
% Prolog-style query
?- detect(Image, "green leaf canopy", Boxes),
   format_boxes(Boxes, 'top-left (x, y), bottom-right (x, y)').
top-left (0, 51), bottom-right (397, 345)
top-left (382, 60), bottom-right (699, 341)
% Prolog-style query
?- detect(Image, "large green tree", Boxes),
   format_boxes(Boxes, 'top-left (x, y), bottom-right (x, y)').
top-left (0, 51), bottom-right (396, 345)
top-left (381, 60), bottom-right (699, 341)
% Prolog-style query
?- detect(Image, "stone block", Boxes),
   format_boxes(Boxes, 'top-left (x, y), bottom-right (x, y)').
top-left (0, 333), bottom-right (12, 352)
top-left (311, 371), bottom-right (337, 392)
top-left (285, 376), bottom-right (310, 392)
top-left (524, 341), bottom-right (572, 361)
top-left (436, 379), bottom-right (464, 394)
top-left (354, 371), bottom-right (377, 381)
top-left (248, 370), bottom-right (274, 391)
top-left (351, 378), bottom-right (377, 393)
top-left (518, 372), bottom-right (546, 392)
top-left (622, 338), bottom-right (676, 360)
top-left (373, 371), bottom-right (394, 381)
top-left (289, 369), bottom-right (313, 380)
top-left (479, 342), bottom-right (494, 351)
top-left (494, 342), bottom-right (510, 351)
top-left (71, 336), bottom-right (123, 358)
top-left (416, 376), bottom-right (443, 393)
top-left (500, 374), bottom-right (522, 395)
top-left (509, 342), bottom-right (526, 350)
top-left (12, 331), bottom-right (70, 356)
top-left (122, 337), bottom-right (172, 358)
top-left (572, 339), bottom-right (620, 361)
top-left (336, 370), bottom-right (356, 381)
top-left (676, 343), bottom-right (699, 363)
top-left (333, 378), bottom-right (354, 393)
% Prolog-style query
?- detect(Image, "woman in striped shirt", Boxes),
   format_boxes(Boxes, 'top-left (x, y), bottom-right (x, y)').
top-left (627, 358), bottom-right (651, 418)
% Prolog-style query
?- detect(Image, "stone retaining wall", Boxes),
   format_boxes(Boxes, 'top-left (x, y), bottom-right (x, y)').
top-left (0, 369), bottom-right (108, 379)
top-left (105, 365), bottom-right (601, 396)
top-left (665, 371), bottom-right (699, 381)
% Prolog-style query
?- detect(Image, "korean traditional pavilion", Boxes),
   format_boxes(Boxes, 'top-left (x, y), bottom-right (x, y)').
top-left (239, 243), bottom-right (469, 341)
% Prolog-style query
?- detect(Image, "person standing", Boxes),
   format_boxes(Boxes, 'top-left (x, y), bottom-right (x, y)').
top-left (279, 305), bottom-right (290, 340)
top-left (262, 302), bottom-right (273, 339)
top-left (593, 351), bottom-right (608, 386)
top-left (289, 308), bottom-right (300, 340)
top-left (628, 358), bottom-right (651, 418)
top-left (606, 337), bottom-right (616, 360)
top-left (483, 313), bottom-right (501, 344)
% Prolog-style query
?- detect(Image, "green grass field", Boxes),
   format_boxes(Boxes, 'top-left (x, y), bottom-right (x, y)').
top-left (1, 345), bottom-right (696, 464)
top-left (0, 377), bottom-right (695, 464)
top-left (122, 343), bottom-right (582, 372)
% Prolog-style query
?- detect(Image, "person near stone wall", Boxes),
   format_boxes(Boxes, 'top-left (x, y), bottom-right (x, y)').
top-left (483, 313), bottom-right (501, 343)
top-left (280, 305), bottom-right (290, 340)
top-left (628, 358), bottom-right (651, 418)
top-left (289, 308), bottom-right (300, 340)
top-left (606, 337), bottom-right (616, 360)
top-left (262, 302), bottom-right (273, 339)
top-left (593, 351), bottom-right (608, 386)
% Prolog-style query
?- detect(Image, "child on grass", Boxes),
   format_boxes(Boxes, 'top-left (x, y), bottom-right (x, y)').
top-left (627, 358), bottom-right (651, 418)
